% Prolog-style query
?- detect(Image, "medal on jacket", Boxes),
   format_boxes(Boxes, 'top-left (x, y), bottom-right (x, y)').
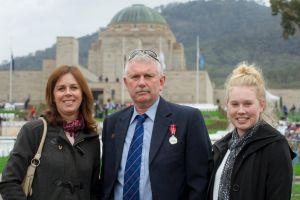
top-left (169, 123), bottom-right (177, 145)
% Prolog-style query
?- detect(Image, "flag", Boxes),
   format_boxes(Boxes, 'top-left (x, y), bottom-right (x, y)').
top-left (199, 53), bottom-right (205, 70)
top-left (11, 53), bottom-right (15, 71)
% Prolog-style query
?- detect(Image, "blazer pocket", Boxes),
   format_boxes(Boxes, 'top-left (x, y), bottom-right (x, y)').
top-left (162, 138), bottom-right (185, 154)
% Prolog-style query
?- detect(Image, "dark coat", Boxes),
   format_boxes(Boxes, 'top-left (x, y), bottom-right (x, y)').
top-left (0, 119), bottom-right (100, 200)
top-left (100, 97), bottom-right (212, 200)
top-left (207, 122), bottom-right (295, 200)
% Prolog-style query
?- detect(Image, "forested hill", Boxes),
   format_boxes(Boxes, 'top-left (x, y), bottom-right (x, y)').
top-left (160, 0), bottom-right (300, 88)
top-left (1, 0), bottom-right (299, 88)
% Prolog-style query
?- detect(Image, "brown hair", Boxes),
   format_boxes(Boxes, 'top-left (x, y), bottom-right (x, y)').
top-left (44, 65), bottom-right (97, 133)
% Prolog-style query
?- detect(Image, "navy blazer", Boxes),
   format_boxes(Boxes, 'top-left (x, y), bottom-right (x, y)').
top-left (100, 97), bottom-right (212, 200)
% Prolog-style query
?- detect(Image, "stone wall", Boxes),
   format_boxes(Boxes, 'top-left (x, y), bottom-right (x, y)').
top-left (164, 70), bottom-right (214, 103)
top-left (56, 37), bottom-right (78, 67)
top-left (0, 59), bottom-right (55, 105)
top-left (0, 70), bottom-right (44, 104)
top-left (269, 89), bottom-right (300, 108)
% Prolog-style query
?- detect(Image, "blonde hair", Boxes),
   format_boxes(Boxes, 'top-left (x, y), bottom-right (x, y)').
top-left (225, 62), bottom-right (266, 103)
top-left (225, 62), bottom-right (278, 126)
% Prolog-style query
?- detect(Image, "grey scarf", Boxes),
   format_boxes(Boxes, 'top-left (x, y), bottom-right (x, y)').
top-left (218, 121), bottom-right (261, 200)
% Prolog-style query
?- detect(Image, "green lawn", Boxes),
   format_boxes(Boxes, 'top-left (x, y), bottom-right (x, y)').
top-left (202, 110), bottom-right (228, 134)
top-left (202, 111), bottom-right (223, 118)
top-left (0, 156), bottom-right (8, 173)
top-left (291, 184), bottom-right (300, 200)
top-left (278, 111), bottom-right (300, 122)
top-left (294, 163), bottom-right (300, 176)
top-left (289, 112), bottom-right (300, 122)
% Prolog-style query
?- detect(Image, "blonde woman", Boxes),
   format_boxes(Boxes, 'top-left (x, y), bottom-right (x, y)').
top-left (208, 62), bottom-right (295, 200)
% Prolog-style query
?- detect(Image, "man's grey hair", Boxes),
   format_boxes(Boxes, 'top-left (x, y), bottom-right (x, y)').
top-left (123, 52), bottom-right (164, 77)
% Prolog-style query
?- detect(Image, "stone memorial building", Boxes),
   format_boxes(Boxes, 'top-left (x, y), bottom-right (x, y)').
top-left (0, 4), bottom-right (214, 106)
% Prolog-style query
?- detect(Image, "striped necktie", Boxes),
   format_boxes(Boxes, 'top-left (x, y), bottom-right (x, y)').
top-left (123, 114), bottom-right (147, 200)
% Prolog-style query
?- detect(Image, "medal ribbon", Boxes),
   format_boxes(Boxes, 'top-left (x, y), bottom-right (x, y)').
top-left (169, 124), bottom-right (176, 136)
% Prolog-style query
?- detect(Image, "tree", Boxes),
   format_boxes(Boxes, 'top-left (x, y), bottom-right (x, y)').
top-left (270, 0), bottom-right (300, 39)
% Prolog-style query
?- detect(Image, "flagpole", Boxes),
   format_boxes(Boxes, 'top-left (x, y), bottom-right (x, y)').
top-left (121, 37), bottom-right (125, 105)
top-left (159, 36), bottom-right (162, 52)
top-left (196, 36), bottom-right (199, 104)
top-left (159, 36), bottom-right (166, 70)
top-left (9, 39), bottom-right (13, 103)
top-left (9, 55), bottom-right (13, 103)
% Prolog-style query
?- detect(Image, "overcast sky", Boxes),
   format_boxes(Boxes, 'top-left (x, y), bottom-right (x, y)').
top-left (0, 0), bottom-right (190, 63)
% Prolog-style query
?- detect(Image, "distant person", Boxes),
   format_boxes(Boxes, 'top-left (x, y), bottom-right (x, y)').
top-left (100, 49), bottom-right (212, 199)
top-left (283, 105), bottom-right (288, 119)
top-left (290, 104), bottom-right (296, 114)
top-left (27, 106), bottom-right (37, 121)
top-left (0, 65), bottom-right (100, 199)
top-left (24, 95), bottom-right (30, 110)
top-left (0, 116), bottom-right (3, 126)
top-left (207, 62), bottom-right (295, 200)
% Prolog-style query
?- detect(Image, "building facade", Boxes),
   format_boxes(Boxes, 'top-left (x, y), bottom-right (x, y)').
top-left (0, 4), bottom-right (214, 106)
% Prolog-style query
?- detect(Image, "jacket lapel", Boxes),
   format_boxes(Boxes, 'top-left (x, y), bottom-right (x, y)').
top-left (114, 107), bottom-right (133, 172)
top-left (149, 98), bottom-right (172, 164)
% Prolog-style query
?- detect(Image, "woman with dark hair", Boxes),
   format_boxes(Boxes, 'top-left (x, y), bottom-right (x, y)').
top-left (0, 65), bottom-right (100, 200)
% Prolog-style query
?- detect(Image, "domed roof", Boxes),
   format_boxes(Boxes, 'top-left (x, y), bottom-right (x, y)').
top-left (109, 4), bottom-right (167, 25)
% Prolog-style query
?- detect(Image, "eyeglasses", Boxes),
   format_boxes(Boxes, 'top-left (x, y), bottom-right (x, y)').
top-left (128, 49), bottom-right (160, 63)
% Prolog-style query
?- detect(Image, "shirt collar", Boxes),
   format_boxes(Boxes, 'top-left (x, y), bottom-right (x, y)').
top-left (130, 97), bottom-right (160, 124)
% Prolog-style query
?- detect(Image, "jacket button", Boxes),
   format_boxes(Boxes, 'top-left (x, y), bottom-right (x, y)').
top-left (232, 184), bottom-right (240, 192)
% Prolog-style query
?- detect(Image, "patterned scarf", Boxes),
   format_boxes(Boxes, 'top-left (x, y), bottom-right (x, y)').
top-left (218, 121), bottom-right (262, 200)
top-left (62, 115), bottom-right (85, 137)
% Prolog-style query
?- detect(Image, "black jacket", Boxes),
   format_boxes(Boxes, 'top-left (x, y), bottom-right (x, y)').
top-left (0, 119), bottom-right (100, 200)
top-left (100, 97), bottom-right (212, 200)
top-left (208, 122), bottom-right (295, 200)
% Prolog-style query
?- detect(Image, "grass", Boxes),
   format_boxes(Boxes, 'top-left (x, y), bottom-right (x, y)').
top-left (278, 112), bottom-right (300, 122)
top-left (0, 108), bottom-right (27, 120)
top-left (294, 163), bottom-right (300, 176)
top-left (207, 128), bottom-right (222, 134)
top-left (291, 184), bottom-right (300, 200)
top-left (0, 156), bottom-right (8, 173)
top-left (202, 110), bottom-right (228, 134)
top-left (288, 111), bottom-right (300, 122)
top-left (202, 111), bottom-right (223, 118)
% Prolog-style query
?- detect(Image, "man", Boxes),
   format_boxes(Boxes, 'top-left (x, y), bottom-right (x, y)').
top-left (100, 49), bottom-right (212, 200)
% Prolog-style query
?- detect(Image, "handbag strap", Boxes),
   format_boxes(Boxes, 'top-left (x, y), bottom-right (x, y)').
top-left (31, 117), bottom-right (47, 166)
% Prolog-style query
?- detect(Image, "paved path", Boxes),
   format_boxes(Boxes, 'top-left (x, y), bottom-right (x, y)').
top-left (294, 176), bottom-right (300, 183)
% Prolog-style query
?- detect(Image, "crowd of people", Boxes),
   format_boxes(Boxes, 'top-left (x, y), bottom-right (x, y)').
top-left (285, 121), bottom-right (300, 140)
top-left (94, 99), bottom-right (124, 119)
top-left (282, 104), bottom-right (298, 120)
top-left (0, 49), bottom-right (296, 200)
